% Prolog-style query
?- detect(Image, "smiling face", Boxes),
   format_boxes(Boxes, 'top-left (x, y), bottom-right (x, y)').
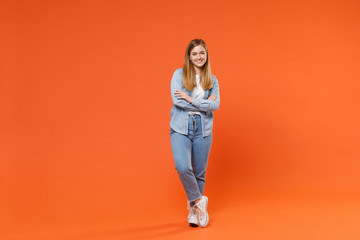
top-left (189, 45), bottom-right (207, 73)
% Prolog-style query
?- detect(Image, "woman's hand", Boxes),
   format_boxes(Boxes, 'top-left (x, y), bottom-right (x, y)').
top-left (208, 95), bottom-right (217, 101)
top-left (174, 90), bottom-right (193, 103)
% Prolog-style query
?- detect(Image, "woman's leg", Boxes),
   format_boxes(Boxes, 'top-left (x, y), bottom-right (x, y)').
top-left (191, 116), bottom-right (213, 195)
top-left (170, 129), bottom-right (202, 202)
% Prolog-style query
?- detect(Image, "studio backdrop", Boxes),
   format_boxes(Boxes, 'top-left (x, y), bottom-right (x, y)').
top-left (1, 0), bottom-right (359, 233)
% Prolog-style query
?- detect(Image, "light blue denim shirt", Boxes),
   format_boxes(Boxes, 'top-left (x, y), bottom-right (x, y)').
top-left (170, 68), bottom-right (220, 137)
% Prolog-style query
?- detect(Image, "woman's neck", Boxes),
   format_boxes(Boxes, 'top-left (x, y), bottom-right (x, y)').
top-left (194, 66), bottom-right (202, 75)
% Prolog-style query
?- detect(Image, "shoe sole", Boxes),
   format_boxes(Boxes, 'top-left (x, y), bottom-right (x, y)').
top-left (199, 196), bottom-right (209, 227)
top-left (188, 218), bottom-right (199, 227)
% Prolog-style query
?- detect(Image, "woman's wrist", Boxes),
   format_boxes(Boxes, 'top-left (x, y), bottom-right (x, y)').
top-left (187, 96), bottom-right (193, 103)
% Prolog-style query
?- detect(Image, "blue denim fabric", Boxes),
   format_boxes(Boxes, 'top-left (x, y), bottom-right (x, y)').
top-left (170, 115), bottom-right (213, 202)
top-left (170, 68), bottom-right (220, 137)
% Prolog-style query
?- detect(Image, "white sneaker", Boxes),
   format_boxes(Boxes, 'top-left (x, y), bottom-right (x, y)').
top-left (187, 201), bottom-right (199, 226)
top-left (195, 196), bottom-right (209, 227)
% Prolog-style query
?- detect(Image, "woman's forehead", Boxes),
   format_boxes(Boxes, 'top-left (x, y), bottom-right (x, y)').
top-left (191, 45), bottom-right (206, 53)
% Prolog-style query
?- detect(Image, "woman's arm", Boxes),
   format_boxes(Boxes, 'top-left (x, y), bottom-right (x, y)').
top-left (171, 69), bottom-right (202, 112)
top-left (191, 76), bottom-right (220, 112)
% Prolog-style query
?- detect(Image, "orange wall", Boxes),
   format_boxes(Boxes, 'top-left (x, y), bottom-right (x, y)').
top-left (1, 0), bottom-right (360, 232)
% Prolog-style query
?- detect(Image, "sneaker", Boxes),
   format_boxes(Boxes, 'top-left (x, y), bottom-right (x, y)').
top-left (187, 201), bottom-right (199, 227)
top-left (195, 196), bottom-right (209, 227)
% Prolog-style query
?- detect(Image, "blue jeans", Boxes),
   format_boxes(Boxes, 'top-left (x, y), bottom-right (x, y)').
top-left (170, 114), bottom-right (213, 202)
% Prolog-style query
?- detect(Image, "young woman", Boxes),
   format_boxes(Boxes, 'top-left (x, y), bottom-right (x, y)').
top-left (170, 39), bottom-right (220, 227)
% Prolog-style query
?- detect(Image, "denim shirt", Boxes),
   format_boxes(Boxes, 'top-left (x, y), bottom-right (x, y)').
top-left (170, 68), bottom-right (220, 137)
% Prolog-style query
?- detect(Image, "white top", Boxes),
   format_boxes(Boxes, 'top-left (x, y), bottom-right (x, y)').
top-left (189, 75), bottom-right (204, 115)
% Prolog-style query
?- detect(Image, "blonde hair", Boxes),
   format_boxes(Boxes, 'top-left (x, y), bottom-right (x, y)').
top-left (182, 39), bottom-right (213, 91)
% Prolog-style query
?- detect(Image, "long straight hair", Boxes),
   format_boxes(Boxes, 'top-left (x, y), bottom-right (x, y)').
top-left (182, 39), bottom-right (213, 91)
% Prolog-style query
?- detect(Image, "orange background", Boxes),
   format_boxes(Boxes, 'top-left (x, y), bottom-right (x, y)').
top-left (1, 0), bottom-right (360, 239)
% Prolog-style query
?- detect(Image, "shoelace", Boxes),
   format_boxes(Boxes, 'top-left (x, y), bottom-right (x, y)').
top-left (195, 204), bottom-right (206, 219)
